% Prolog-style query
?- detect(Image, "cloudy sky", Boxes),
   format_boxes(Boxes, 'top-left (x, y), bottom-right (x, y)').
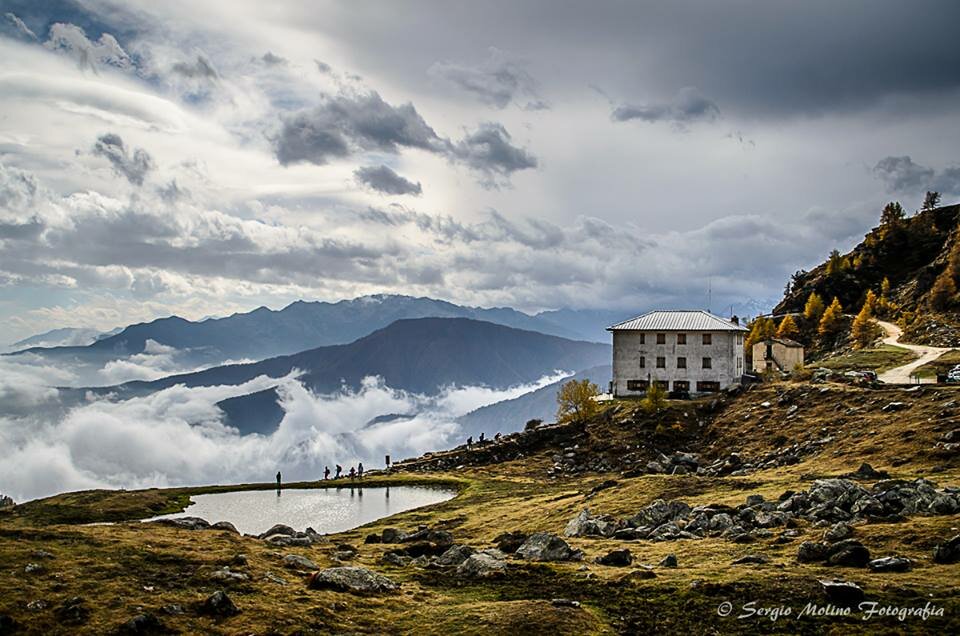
top-left (2, 0), bottom-right (959, 343)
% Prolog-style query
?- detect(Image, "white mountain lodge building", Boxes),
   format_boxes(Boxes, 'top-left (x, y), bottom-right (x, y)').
top-left (607, 310), bottom-right (748, 397)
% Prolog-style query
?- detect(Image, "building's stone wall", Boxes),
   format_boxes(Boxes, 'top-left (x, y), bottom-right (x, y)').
top-left (752, 341), bottom-right (804, 373)
top-left (612, 330), bottom-right (744, 396)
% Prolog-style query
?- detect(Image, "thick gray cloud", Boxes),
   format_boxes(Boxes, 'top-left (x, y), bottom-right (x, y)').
top-left (91, 133), bottom-right (155, 186)
top-left (274, 90), bottom-right (445, 165)
top-left (260, 51), bottom-right (287, 66)
top-left (171, 54), bottom-right (219, 80)
top-left (429, 47), bottom-right (546, 110)
top-left (44, 22), bottom-right (131, 73)
top-left (612, 87), bottom-right (719, 127)
top-left (354, 165), bottom-right (422, 196)
top-left (451, 123), bottom-right (538, 189)
top-left (305, 1), bottom-right (960, 119)
top-left (274, 89), bottom-right (537, 187)
top-left (874, 156), bottom-right (960, 196)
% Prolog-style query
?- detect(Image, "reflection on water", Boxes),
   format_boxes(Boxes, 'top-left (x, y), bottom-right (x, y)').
top-left (147, 485), bottom-right (455, 535)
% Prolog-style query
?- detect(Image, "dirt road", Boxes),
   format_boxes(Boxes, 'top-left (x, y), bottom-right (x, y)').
top-left (876, 320), bottom-right (952, 384)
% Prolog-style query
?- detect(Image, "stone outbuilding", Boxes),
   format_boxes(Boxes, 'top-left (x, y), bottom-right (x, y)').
top-left (752, 338), bottom-right (804, 373)
top-left (607, 310), bottom-right (748, 397)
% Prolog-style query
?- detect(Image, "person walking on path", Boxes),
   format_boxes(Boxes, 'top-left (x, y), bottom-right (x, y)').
top-left (276, 471), bottom-right (282, 491)
top-left (323, 466), bottom-right (330, 480)
top-left (335, 464), bottom-right (342, 479)
top-left (357, 462), bottom-right (364, 479)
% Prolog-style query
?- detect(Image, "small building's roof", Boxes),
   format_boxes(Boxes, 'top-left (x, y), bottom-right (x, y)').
top-left (607, 310), bottom-right (748, 332)
top-left (756, 337), bottom-right (803, 348)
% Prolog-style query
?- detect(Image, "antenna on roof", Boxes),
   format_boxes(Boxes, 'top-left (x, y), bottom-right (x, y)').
top-left (707, 278), bottom-right (712, 313)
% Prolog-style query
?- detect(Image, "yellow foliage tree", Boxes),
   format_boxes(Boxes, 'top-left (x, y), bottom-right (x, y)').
top-left (641, 382), bottom-right (667, 414)
top-left (745, 316), bottom-right (776, 351)
top-left (803, 292), bottom-right (826, 322)
top-left (930, 271), bottom-right (957, 311)
top-left (556, 379), bottom-right (600, 423)
top-left (851, 300), bottom-right (880, 348)
top-left (818, 297), bottom-right (845, 336)
top-left (776, 315), bottom-right (800, 340)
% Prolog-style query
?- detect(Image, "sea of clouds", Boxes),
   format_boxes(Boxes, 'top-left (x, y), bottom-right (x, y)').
top-left (0, 351), bottom-right (566, 503)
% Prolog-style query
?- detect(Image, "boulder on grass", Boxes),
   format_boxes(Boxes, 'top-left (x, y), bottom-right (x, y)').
top-left (516, 533), bottom-right (584, 562)
top-left (456, 551), bottom-right (508, 579)
top-left (306, 567), bottom-right (397, 594)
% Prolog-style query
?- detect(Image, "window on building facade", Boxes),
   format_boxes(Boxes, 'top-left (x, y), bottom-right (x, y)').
top-left (737, 333), bottom-right (743, 345)
top-left (656, 356), bottom-right (666, 368)
top-left (673, 380), bottom-right (690, 392)
top-left (654, 380), bottom-right (669, 390)
top-left (677, 357), bottom-right (686, 368)
top-left (702, 333), bottom-right (712, 345)
top-left (639, 333), bottom-right (645, 344)
top-left (696, 380), bottom-right (720, 392)
top-left (656, 333), bottom-right (666, 344)
top-left (737, 357), bottom-right (743, 370)
top-left (702, 356), bottom-right (712, 369)
top-left (639, 356), bottom-right (645, 368)
top-left (677, 333), bottom-right (686, 344)
top-left (627, 379), bottom-right (649, 391)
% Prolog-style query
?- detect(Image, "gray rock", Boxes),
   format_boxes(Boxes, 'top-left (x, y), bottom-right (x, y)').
top-left (551, 599), bottom-right (581, 608)
top-left (819, 579), bottom-right (864, 607)
top-left (826, 539), bottom-right (871, 567)
top-left (380, 552), bottom-right (412, 567)
top-left (456, 551), bottom-right (508, 579)
top-left (24, 562), bottom-right (43, 574)
top-left (933, 534), bottom-right (960, 564)
top-left (380, 528), bottom-right (407, 543)
top-left (257, 524), bottom-right (296, 539)
top-left (307, 567), bottom-right (398, 594)
top-left (436, 544), bottom-right (476, 567)
top-left (157, 516), bottom-right (210, 531)
top-left (745, 494), bottom-right (765, 507)
top-left (282, 554), bottom-right (319, 571)
top-left (797, 541), bottom-right (831, 563)
top-left (516, 533), bottom-right (584, 562)
top-left (210, 521), bottom-right (239, 534)
top-left (868, 556), bottom-right (912, 572)
top-left (595, 549), bottom-right (632, 567)
top-left (659, 554), bottom-right (678, 568)
top-left (629, 499), bottom-right (691, 528)
top-left (30, 550), bottom-right (55, 559)
top-left (564, 508), bottom-right (621, 538)
top-left (116, 613), bottom-right (165, 635)
top-left (54, 597), bottom-right (90, 625)
top-left (823, 522), bottom-right (854, 542)
top-left (0, 494), bottom-right (15, 509)
top-left (209, 567), bottom-right (249, 583)
top-left (199, 590), bottom-right (239, 616)
top-left (493, 531), bottom-right (528, 553)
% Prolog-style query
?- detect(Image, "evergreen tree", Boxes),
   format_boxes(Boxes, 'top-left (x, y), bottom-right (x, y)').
top-left (803, 292), bottom-right (826, 322)
top-left (880, 201), bottom-right (905, 226)
top-left (863, 289), bottom-right (878, 313)
top-left (776, 315), bottom-right (800, 340)
top-left (922, 191), bottom-right (942, 211)
top-left (818, 297), bottom-right (845, 336)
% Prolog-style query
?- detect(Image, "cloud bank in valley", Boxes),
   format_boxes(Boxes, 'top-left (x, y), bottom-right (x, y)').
top-left (0, 353), bottom-right (567, 502)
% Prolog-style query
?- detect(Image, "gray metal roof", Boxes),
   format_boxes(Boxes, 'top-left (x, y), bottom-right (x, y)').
top-left (607, 310), bottom-right (748, 332)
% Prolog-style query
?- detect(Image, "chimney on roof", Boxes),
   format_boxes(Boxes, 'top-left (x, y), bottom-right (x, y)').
top-left (731, 315), bottom-right (740, 325)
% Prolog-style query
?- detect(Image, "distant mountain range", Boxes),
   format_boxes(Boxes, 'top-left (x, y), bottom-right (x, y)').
top-left (82, 318), bottom-right (611, 434)
top-left (9, 295), bottom-right (619, 367)
top-left (456, 364), bottom-right (612, 440)
top-left (5, 326), bottom-right (121, 351)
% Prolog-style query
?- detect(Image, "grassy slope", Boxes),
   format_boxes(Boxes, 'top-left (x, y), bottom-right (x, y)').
top-left (813, 344), bottom-right (918, 373)
top-left (916, 350), bottom-right (960, 378)
top-left (2, 383), bottom-right (960, 634)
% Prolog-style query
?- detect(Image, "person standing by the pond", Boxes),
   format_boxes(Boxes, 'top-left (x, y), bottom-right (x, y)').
top-left (479, 432), bottom-right (485, 443)
top-left (349, 466), bottom-right (356, 479)
top-left (357, 462), bottom-right (364, 479)
top-left (323, 466), bottom-right (330, 480)
top-left (276, 471), bottom-right (281, 491)
top-left (466, 436), bottom-right (472, 448)
top-left (335, 464), bottom-right (342, 479)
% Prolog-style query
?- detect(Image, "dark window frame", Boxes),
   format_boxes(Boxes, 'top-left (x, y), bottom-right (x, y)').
top-left (639, 355), bottom-right (646, 368)
top-left (702, 356), bottom-right (712, 369)
top-left (656, 356), bottom-right (666, 368)
top-left (656, 333), bottom-right (666, 344)
top-left (702, 333), bottom-right (712, 345)
top-left (677, 333), bottom-right (686, 345)
top-left (627, 379), bottom-right (649, 391)
top-left (677, 356), bottom-right (687, 368)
